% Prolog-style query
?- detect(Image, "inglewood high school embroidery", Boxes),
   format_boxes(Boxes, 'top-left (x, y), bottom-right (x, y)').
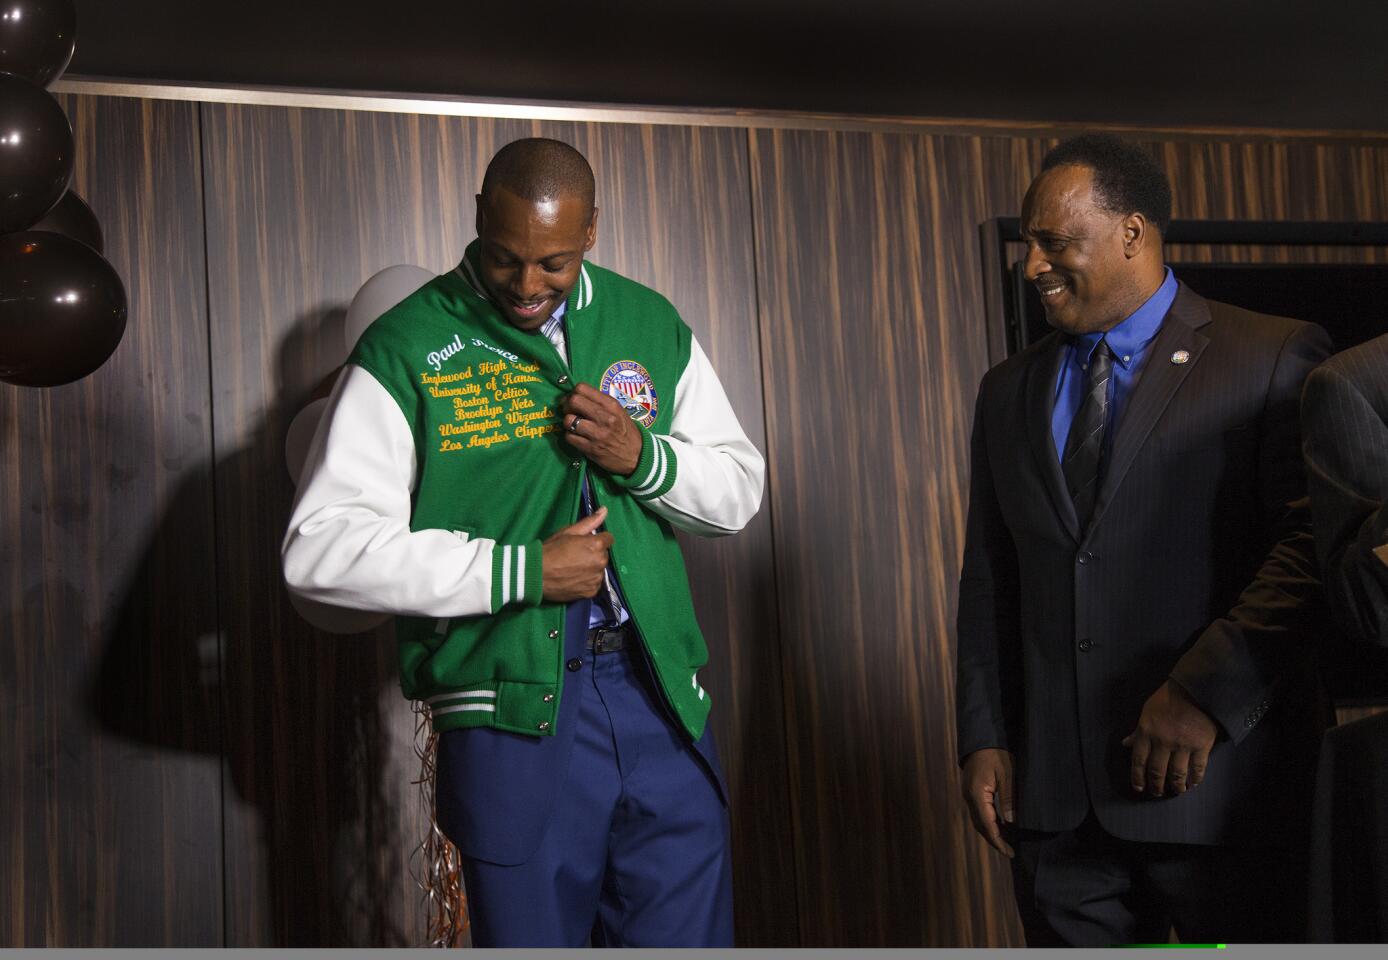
top-left (418, 340), bottom-right (559, 453)
top-left (600, 360), bottom-right (658, 428)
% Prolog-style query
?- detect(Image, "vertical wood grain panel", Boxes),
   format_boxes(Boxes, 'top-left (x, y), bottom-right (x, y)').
top-left (0, 95), bottom-right (221, 945)
top-left (200, 106), bottom-right (795, 946)
top-left (749, 128), bottom-right (1010, 946)
top-left (1161, 139), bottom-right (1388, 264)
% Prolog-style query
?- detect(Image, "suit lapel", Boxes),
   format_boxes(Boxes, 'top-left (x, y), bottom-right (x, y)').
top-left (1085, 284), bottom-right (1212, 538)
top-left (1025, 332), bottom-right (1081, 542)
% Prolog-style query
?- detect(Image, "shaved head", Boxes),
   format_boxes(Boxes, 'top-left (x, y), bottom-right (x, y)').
top-left (480, 138), bottom-right (596, 216)
top-left (474, 139), bottom-right (599, 330)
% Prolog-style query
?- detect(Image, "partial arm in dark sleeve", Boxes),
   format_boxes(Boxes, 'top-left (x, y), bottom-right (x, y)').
top-left (956, 386), bottom-right (1024, 762)
top-left (1302, 360), bottom-right (1388, 646)
top-left (1170, 322), bottom-right (1334, 743)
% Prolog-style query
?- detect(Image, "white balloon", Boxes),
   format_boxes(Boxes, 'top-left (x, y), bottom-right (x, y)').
top-left (288, 591), bottom-right (392, 635)
top-left (285, 397), bottom-right (330, 485)
top-left (344, 264), bottom-right (436, 354)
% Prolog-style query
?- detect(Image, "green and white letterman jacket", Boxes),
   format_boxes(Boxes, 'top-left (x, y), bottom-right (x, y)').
top-left (282, 241), bottom-right (765, 741)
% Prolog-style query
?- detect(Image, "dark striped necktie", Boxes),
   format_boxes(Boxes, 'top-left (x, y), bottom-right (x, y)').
top-left (1062, 339), bottom-right (1113, 529)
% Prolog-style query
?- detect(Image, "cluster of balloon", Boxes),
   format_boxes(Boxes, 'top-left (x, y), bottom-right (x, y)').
top-left (0, 1), bottom-right (127, 388)
top-left (282, 264), bottom-right (434, 634)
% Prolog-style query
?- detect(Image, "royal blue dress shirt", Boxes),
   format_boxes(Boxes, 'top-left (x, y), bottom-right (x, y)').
top-left (1052, 267), bottom-right (1179, 462)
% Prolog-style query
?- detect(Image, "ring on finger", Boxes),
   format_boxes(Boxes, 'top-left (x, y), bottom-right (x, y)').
top-left (568, 416), bottom-right (584, 435)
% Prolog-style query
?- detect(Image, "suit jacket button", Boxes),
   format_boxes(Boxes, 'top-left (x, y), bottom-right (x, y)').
top-left (567, 657), bottom-right (583, 672)
top-left (1077, 551), bottom-right (1093, 565)
top-left (1078, 638), bottom-right (1093, 652)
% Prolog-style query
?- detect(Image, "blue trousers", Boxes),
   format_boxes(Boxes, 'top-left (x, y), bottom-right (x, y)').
top-left (435, 613), bottom-right (733, 947)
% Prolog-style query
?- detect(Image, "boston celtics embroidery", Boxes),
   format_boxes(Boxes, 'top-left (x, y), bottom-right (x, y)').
top-left (600, 360), bottom-right (659, 427)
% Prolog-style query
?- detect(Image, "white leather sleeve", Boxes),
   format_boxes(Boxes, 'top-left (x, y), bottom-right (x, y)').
top-left (641, 336), bottom-right (766, 537)
top-left (281, 364), bottom-right (496, 617)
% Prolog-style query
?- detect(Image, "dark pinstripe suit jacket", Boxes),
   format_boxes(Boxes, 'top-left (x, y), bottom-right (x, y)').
top-left (1302, 333), bottom-right (1388, 647)
top-left (956, 282), bottom-right (1333, 845)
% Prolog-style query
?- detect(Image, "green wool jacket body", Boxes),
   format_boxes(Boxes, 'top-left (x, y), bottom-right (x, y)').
top-left (283, 241), bottom-right (766, 739)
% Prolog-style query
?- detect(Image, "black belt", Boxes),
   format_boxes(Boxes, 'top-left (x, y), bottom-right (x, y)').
top-left (586, 621), bottom-right (634, 653)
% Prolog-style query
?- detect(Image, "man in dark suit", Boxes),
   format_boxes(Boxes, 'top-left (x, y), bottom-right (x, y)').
top-left (955, 134), bottom-right (1332, 945)
top-left (1302, 332), bottom-right (1388, 646)
top-left (1300, 333), bottom-right (1388, 941)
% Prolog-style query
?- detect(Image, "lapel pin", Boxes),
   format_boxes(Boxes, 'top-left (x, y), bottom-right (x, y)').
top-left (1170, 350), bottom-right (1190, 365)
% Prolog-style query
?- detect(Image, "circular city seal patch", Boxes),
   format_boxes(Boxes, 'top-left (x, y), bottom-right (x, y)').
top-left (600, 360), bottom-right (658, 428)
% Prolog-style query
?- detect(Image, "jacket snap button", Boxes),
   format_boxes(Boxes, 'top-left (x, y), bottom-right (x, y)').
top-left (538, 721), bottom-right (550, 731)
top-left (1078, 638), bottom-right (1093, 652)
top-left (543, 693), bottom-right (554, 703)
top-left (557, 375), bottom-right (570, 385)
top-left (548, 629), bottom-right (559, 639)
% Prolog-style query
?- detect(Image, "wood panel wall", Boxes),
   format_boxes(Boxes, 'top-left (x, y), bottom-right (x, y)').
top-left (5, 91), bottom-right (1388, 947)
top-left (749, 130), bottom-right (1021, 946)
top-left (1, 96), bottom-right (222, 945)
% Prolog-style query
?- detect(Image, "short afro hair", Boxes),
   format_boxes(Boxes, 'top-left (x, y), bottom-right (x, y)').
top-left (481, 138), bottom-right (595, 216)
top-left (1041, 134), bottom-right (1172, 236)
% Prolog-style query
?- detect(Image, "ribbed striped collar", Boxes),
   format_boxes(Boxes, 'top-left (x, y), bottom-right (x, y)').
top-left (454, 239), bottom-right (596, 315)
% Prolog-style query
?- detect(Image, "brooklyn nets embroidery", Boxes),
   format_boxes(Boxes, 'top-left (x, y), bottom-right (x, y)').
top-left (600, 360), bottom-right (658, 428)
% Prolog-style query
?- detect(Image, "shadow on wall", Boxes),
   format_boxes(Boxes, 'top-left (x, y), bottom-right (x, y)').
top-left (87, 305), bottom-right (422, 946)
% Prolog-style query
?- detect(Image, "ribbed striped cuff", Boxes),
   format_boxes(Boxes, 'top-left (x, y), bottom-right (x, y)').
top-left (491, 540), bottom-right (543, 611)
top-left (611, 428), bottom-right (678, 501)
top-left (425, 688), bottom-right (498, 720)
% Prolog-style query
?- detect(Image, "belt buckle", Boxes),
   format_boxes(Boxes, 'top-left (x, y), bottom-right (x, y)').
top-left (590, 624), bottom-right (624, 654)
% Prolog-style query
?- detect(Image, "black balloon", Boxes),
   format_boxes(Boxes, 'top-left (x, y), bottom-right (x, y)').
top-left (0, 73), bottom-right (73, 232)
top-left (31, 189), bottom-right (101, 252)
top-left (0, 0), bottom-right (76, 87)
top-left (0, 231), bottom-right (127, 387)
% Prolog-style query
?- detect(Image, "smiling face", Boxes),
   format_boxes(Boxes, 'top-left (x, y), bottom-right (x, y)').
top-left (475, 186), bottom-right (598, 331)
top-left (1020, 164), bottom-right (1152, 336)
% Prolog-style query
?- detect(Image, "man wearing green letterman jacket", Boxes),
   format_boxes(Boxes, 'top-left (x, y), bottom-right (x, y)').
top-left (282, 139), bottom-right (764, 946)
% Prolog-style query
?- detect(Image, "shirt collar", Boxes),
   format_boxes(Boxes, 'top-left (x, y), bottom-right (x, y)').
top-left (1073, 266), bottom-right (1177, 368)
top-left (540, 301), bottom-right (567, 339)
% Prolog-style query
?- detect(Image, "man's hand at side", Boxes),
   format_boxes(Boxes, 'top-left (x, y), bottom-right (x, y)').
top-left (561, 383), bottom-right (642, 476)
top-left (542, 506), bottom-right (614, 601)
top-left (1122, 680), bottom-right (1218, 798)
top-left (961, 747), bottom-right (1016, 858)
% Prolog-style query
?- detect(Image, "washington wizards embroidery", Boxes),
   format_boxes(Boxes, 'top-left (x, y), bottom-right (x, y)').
top-left (600, 360), bottom-right (658, 428)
